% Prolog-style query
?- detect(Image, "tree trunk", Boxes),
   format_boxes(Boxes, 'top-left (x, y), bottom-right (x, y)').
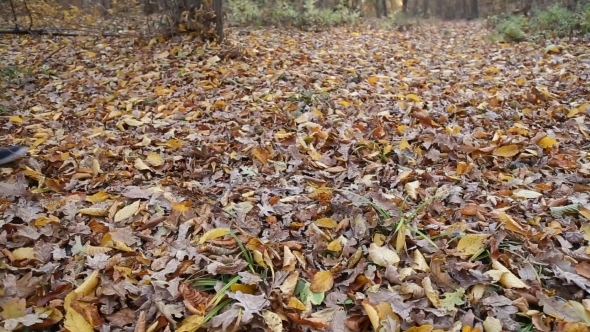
top-left (402, 0), bottom-right (408, 13)
top-left (470, 0), bottom-right (478, 19)
top-left (380, 0), bottom-right (387, 17)
top-left (422, 0), bottom-right (429, 17)
top-left (213, 0), bottom-right (223, 42)
top-left (374, 0), bottom-right (381, 18)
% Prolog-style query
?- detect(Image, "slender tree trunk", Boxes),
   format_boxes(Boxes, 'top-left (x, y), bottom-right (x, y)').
top-left (213, 0), bottom-right (223, 42)
top-left (374, 0), bottom-right (381, 18)
top-left (402, 0), bottom-right (408, 13)
top-left (470, 0), bottom-right (478, 19)
top-left (381, 0), bottom-right (387, 17)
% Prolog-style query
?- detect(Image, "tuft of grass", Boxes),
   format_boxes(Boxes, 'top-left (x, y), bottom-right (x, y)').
top-left (228, 231), bottom-right (256, 273)
top-left (335, 188), bottom-right (444, 249)
top-left (207, 275), bottom-right (240, 309)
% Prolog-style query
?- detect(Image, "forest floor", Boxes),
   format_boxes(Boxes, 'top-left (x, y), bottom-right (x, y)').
top-left (1, 21), bottom-right (590, 332)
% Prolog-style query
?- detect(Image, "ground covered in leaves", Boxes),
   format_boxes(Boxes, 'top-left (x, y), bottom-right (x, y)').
top-left (1, 21), bottom-right (590, 332)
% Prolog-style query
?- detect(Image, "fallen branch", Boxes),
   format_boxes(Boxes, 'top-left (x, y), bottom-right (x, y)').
top-left (0, 28), bottom-right (124, 37)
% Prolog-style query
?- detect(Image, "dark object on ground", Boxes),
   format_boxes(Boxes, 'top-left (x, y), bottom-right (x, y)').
top-left (0, 146), bottom-right (28, 165)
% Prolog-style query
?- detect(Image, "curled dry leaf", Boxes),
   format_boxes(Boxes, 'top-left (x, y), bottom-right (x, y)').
top-left (113, 200), bottom-right (140, 223)
top-left (487, 260), bottom-right (529, 289)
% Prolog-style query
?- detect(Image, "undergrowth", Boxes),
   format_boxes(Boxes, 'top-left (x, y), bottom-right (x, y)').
top-left (226, 0), bottom-right (359, 28)
top-left (489, 3), bottom-right (590, 42)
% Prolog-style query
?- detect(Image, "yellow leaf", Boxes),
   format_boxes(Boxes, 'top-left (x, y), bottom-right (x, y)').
top-left (146, 152), bottom-right (164, 166)
top-left (12, 247), bottom-right (35, 260)
top-left (315, 218), bottom-right (337, 229)
top-left (516, 76), bottom-right (526, 86)
top-left (406, 93), bottom-right (423, 102)
top-left (0, 297), bottom-right (26, 319)
top-left (262, 310), bottom-right (283, 332)
top-left (287, 297), bottom-right (306, 310)
top-left (114, 200), bottom-right (140, 223)
top-left (537, 136), bottom-right (558, 149)
top-left (490, 260), bottom-right (529, 289)
top-left (9, 116), bottom-right (24, 123)
top-left (274, 130), bottom-right (293, 139)
top-left (327, 238), bottom-right (343, 252)
top-left (338, 100), bottom-right (350, 107)
top-left (310, 270), bottom-right (334, 293)
top-left (580, 223), bottom-right (590, 241)
top-left (64, 309), bottom-right (93, 332)
top-left (406, 326), bottom-right (434, 332)
top-left (456, 234), bottom-right (487, 255)
top-left (107, 110), bottom-right (122, 119)
top-left (86, 191), bottom-right (110, 204)
top-left (483, 316), bottom-right (502, 332)
top-left (78, 207), bottom-right (108, 217)
top-left (74, 270), bottom-right (100, 297)
top-left (373, 233), bottom-right (386, 246)
top-left (230, 284), bottom-right (255, 294)
top-left (367, 76), bottom-right (380, 84)
top-left (484, 66), bottom-right (500, 74)
top-left (412, 250), bottom-right (430, 272)
top-left (544, 44), bottom-right (561, 54)
top-left (177, 315), bottom-right (204, 332)
top-left (422, 277), bottom-right (441, 307)
top-left (85, 245), bottom-right (112, 256)
top-left (307, 144), bottom-right (322, 160)
top-left (166, 139), bottom-right (183, 149)
top-left (399, 138), bottom-right (411, 151)
top-left (251, 146), bottom-right (270, 164)
top-left (512, 189), bottom-right (542, 199)
top-left (493, 145), bottom-right (520, 157)
top-left (496, 212), bottom-right (528, 235)
top-left (362, 300), bottom-right (381, 331)
top-left (277, 271), bottom-right (298, 297)
top-left (172, 201), bottom-right (191, 213)
top-left (396, 223), bottom-right (406, 253)
top-left (405, 181), bottom-right (420, 200)
top-left (101, 233), bottom-right (134, 252)
top-left (123, 118), bottom-right (143, 127)
top-left (253, 250), bottom-right (267, 268)
top-left (34, 215), bottom-right (60, 227)
top-left (369, 243), bottom-right (400, 267)
top-left (134, 158), bottom-right (152, 171)
top-left (198, 228), bottom-right (231, 244)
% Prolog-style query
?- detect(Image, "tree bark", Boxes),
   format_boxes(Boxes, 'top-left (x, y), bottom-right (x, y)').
top-left (213, 0), bottom-right (223, 42)
top-left (470, 0), bottom-right (478, 19)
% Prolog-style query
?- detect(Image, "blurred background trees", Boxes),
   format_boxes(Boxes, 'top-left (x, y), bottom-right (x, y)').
top-left (0, 0), bottom-right (589, 41)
